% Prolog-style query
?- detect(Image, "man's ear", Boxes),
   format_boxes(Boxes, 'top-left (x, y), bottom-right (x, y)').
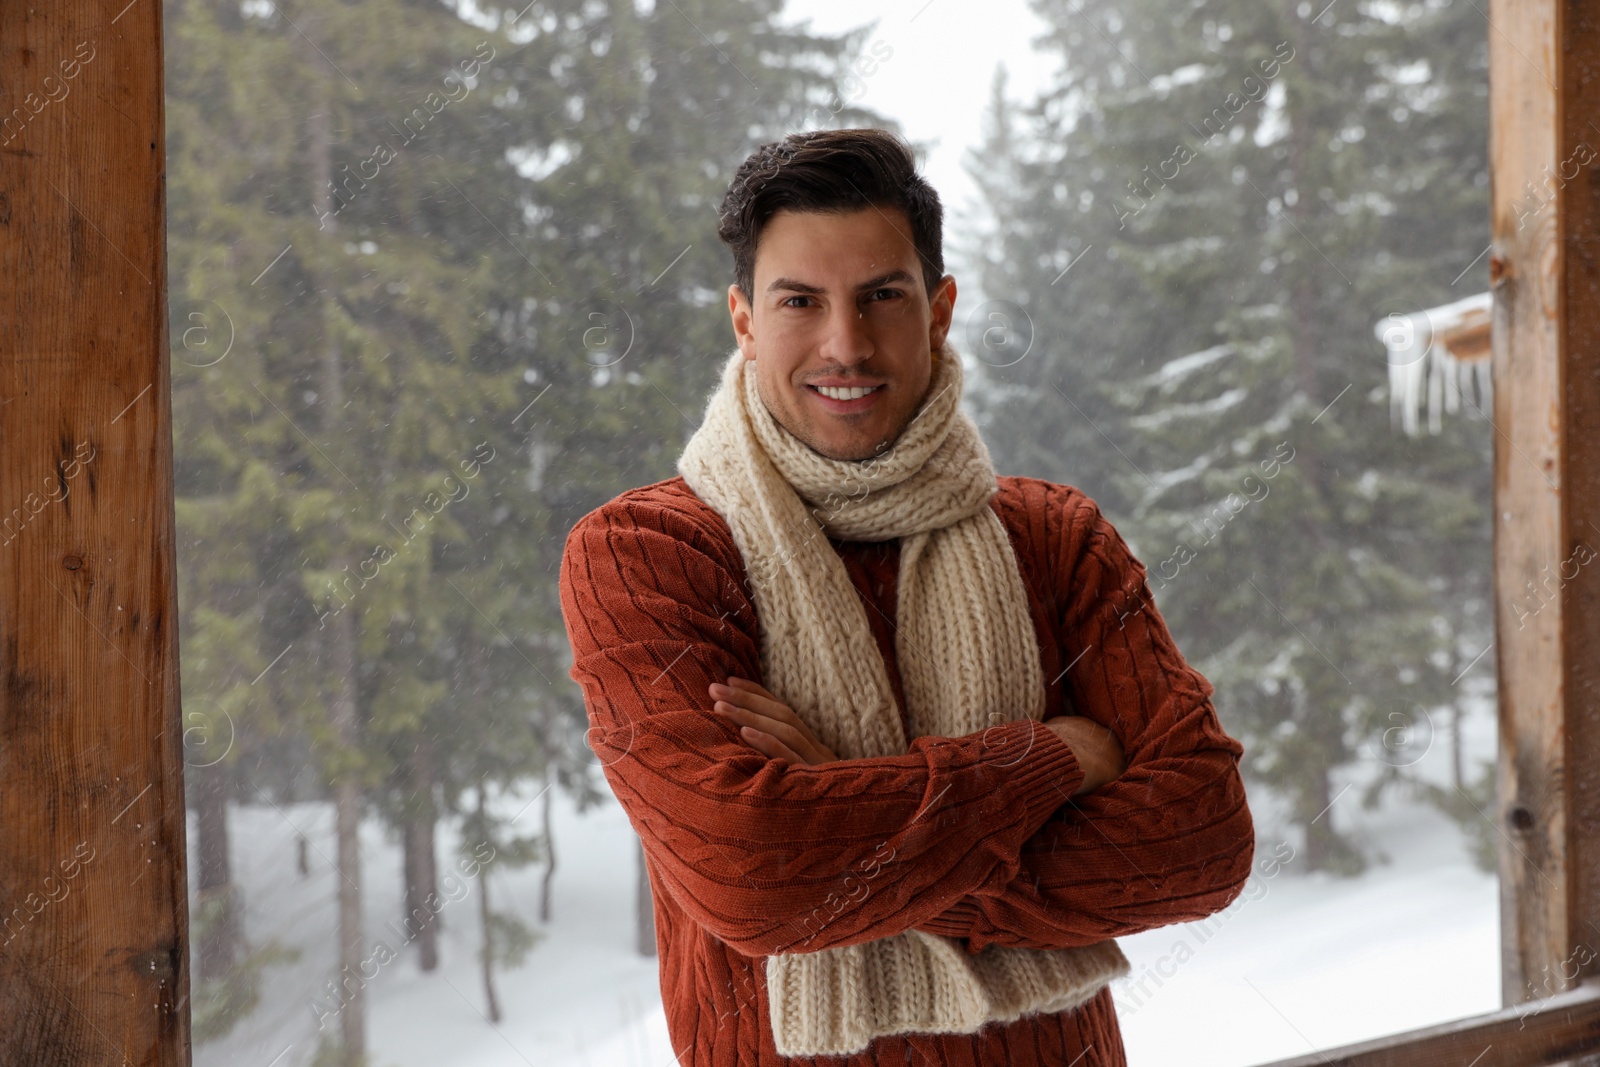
top-left (729, 283), bottom-right (756, 360)
top-left (928, 274), bottom-right (957, 350)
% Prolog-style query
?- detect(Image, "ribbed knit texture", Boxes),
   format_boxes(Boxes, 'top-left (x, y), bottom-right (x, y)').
top-left (558, 433), bottom-right (1257, 1066)
top-left (676, 342), bottom-right (1129, 1056)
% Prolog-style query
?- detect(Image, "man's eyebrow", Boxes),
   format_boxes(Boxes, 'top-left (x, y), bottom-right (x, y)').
top-left (765, 269), bottom-right (918, 296)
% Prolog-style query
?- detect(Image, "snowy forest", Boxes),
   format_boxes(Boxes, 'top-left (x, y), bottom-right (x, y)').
top-left (163, 0), bottom-right (1497, 1063)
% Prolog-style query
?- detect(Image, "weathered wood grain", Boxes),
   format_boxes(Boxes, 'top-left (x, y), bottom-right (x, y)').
top-left (1487, 0), bottom-right (1600, 1016)
top-left (1557, 0), bottom-right (1600, 1032)
top-left (0, 2), bottom-right (189, 1065)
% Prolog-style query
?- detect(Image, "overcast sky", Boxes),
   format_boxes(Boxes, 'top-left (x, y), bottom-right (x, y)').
top-left (775, 0), bottom-right (1060, 279)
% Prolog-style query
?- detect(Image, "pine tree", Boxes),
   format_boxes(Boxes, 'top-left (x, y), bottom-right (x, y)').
top-left (968, 0), bottom-right (1492, 872)
top-left (448, 0), bottom-right (901, 970)
top-left (167, 0), bottom-right (897, 1052)
top-left (167, 1), bottom-right (538, 1057)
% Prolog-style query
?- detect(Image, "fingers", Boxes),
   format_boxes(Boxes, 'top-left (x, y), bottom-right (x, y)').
top-left (709, 678), bottom-right (832, 764)
top-left (708, 677), bottom-right (839, 764)
top-left (710, 678), bottom-right (801, 728)
top-left (713, 699), bottom-right (817, 761)
top-left (732, 724), bottom-right (805, 764)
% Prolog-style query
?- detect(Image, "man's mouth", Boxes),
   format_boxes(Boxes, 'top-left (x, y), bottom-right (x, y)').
top-left (812, 384), bottom-right (882, 400)
top-left (807, 383), bottom-right (884, 412)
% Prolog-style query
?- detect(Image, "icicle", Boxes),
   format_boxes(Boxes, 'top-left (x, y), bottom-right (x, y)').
top-left (1378, 311), bottom-right (1429, 436)
top-left (1427, 347), bottom-right (1444, 435)
top-left (1375, 292), bottom-right (1492, 436)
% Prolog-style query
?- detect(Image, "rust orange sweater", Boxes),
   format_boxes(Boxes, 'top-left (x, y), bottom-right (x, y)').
top-left (558, 474), bottom-right (1254, 1066)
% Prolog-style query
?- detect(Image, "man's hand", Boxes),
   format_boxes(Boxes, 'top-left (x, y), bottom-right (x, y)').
top-left (710, 677), bottom-right (840, 765)
top-left (1043, 716), bottom-right (1125, 795)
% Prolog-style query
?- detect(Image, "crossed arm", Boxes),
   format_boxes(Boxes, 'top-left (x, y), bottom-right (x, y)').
top-left (910, 492), bottom-right (1256, 952)
top-left (710, 676), bottom-right (1127, 795)
top-left (557, 488), bottom-right (1253, 959)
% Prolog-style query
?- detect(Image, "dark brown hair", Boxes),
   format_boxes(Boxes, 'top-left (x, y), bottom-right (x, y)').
top-left (716, 128), bottom-right (945, 304)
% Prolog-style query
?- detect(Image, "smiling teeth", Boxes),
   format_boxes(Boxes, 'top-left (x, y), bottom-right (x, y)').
top-left (816, 385), bottom-right (879, 400)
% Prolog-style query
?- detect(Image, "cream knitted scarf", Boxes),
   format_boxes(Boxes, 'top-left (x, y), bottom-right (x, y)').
top-left (677, 339), bottom-right (1130, 1057)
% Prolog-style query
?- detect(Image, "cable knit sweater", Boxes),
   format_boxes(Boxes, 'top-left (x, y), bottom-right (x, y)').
top-left (558, 474), bottom-right (1254, 1067)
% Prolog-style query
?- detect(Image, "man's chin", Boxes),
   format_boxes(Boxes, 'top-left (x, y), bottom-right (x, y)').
top-left (806, 431), bottom-right (894, 463)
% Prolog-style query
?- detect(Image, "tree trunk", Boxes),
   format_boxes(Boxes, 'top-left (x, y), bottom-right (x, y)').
top-left (1302, 762), bottom-right (1334, 872)
top-left (539, 772), bottom-right (555, 924)
top-left (306, 22), bottom-right (365, 1056)
top-left (191, 761), bottom-right (239, 982)
top-left (477, 788), bottom-right (502, 1023)
top-left (333, 790), bottom-right (364, 1060)
top-left (401, 742), bottom-right (441, 971)
top-left (1451, 644), bottom-right (1467, 791)
top-left (329, 602), bottom-right (365, 1064)
top-left (635, 835), bottom-right (656, 957)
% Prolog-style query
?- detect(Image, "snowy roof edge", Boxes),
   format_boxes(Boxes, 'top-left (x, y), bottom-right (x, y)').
top-left (1374, 291), bottom-right (1493, 437)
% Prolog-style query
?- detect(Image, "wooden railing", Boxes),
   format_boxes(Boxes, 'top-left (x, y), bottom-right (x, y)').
top-left (1251, 981), bottom-right (1600, 1067)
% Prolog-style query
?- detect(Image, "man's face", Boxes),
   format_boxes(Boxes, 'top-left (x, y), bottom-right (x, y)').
top-left (728, 206), bottom-right (956, 462)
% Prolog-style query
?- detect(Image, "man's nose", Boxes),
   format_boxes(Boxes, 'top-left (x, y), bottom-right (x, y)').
top-left (817, 304), bottom-right (874, 366)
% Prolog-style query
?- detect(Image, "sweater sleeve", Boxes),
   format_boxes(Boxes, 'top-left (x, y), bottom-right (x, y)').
top-left (558, 490), bottom-right (1088, 960)
top-left (912, 486), bottom-right (1255, 952)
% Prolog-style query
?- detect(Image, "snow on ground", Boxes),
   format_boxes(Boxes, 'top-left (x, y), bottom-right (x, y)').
top-left (1111, 682), bottom-right (1502, 1065)
top-left (1113, 796), bottom-right (1498, 1066)
top-left (193, 720), bottom-right (1499, 1067)
top-left (191, 784), bottom-right (668, 1067)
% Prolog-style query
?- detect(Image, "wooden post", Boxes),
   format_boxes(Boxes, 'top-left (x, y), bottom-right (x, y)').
top-left (1562, 4), bottom-right (1600, 1013)
top-left (0, 2), bottom-right (189, 1064)
top-left (1490, 0), bottom-right (1600, 1009)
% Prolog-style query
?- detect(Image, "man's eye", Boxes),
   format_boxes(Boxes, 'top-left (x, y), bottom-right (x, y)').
top-left (780, 295), bottom-right (812, 308)
top-left (867, 288), bottom-right (902, 302)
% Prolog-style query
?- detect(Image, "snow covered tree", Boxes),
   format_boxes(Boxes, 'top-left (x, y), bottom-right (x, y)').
top-left (167, 0), bottom-right (898, 1054)
top-left (168, 0), bottom-right (530, 1056)
top-left (968, 0), bottom-right (1492, 872)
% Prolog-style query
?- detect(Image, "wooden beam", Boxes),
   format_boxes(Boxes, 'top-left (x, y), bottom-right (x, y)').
top-left (1557, 0), bottom-right (1600, 1019)
top-left (1250, 980), bottom-right (1600, 1067)
top-left (0, 2), bottom-right (189, 1065)
top-left (1490, 0), bottom-right (1600, 1010)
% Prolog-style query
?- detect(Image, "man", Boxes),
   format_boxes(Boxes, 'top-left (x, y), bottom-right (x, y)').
top-left (559, 127), bottom-right (1254, 1066)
